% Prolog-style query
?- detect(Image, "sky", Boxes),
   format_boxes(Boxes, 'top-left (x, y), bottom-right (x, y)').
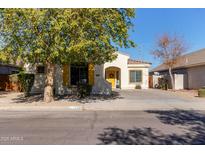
top-left (120, 8), bottom-right (205, 68)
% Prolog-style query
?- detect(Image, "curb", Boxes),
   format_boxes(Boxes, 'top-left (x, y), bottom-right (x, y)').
top-left (1, 104), bottom-right (205, 111)
top-left (0, 105), bottom-right (178, 111)
top-left (0, 105), bottom-right (83, 111)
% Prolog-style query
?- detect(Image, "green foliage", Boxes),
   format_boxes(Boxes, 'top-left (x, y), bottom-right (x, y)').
top-left (8, 72), bottom-right (34, 95)
top-left (9, 74), bottom-right (19, 84)
top-left (18, 72), bottom-right (35, 96)
top-left (1, 9), bottom-right (136, 65)
top-left (77, 83), bottom-right (92, 98)
top-left (158, 78), bottom-right (168, 90)
top-left (0, 9), bottom-right (25, 64)
top-left (198, 88), bottom-right (205, 97)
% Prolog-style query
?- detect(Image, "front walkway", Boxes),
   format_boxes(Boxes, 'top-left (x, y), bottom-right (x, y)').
top-left (0, 89), bottom-right (205, 111)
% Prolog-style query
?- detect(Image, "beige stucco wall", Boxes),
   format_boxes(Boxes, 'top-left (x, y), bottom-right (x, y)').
top-left (30, 74), bottom-right (45, 94)
top-left (127, 66), bottom-right (150, 89)
top-left (103, 52), bottom-right (151, 89)
top-left (187, 65), bottom-right (205, 89)
top-left (30, 64), bottom-right (70, 95)
top-left (28, 63), bottom-right (45, 94)
top-left (92, 65), bottom-right (112, 95)
top-left (104, 52), bottom-right (130, 89)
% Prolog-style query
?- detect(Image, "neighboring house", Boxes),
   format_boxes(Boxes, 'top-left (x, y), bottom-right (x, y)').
top-left (0, 63), bottom-right (20, 91)
top-left (28, 52), bottom-right (151, 95)
top-left (150, 48), bottom-right (205, 90)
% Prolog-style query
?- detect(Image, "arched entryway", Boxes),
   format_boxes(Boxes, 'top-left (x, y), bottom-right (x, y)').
top-left (105, 67), bottom-right (121, 89)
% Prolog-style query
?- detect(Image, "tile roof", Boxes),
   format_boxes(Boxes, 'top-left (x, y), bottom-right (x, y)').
top-left (128, 59), bottom-right (152, 65)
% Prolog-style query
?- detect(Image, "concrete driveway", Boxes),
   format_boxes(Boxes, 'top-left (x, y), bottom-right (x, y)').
top-left (112, 89), bottom-right (202, 103)
top-left (84, 89), bottom-right (205, 111)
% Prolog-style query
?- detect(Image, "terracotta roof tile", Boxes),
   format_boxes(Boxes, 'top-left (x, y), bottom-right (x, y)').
top-left (128, 59), bottom-right (151, 65)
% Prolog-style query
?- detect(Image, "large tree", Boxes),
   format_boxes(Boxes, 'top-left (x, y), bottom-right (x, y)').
top-left (0, 9), bottom-right (24, 65)
top-left (152, 34), bottom-right (187, 90)
top-left (1, 8), bottom-right (136, 102)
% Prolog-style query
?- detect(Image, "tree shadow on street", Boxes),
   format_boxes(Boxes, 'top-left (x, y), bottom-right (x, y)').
top-left (146, 110), bottom-right (205, 126)
top-left (98, 110), bottom-right (205, 145)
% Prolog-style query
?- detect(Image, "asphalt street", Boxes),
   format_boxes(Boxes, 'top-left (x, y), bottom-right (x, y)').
top-left (0, 110), bottom-right (205, 145)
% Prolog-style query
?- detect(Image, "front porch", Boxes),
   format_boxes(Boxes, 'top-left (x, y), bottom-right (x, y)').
top-left (105, 67), bottom-right (121, 89)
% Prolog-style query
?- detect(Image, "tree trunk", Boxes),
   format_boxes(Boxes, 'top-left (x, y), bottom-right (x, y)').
top-left (44, 62), bottom-right (55, 103)
top-left (169, 67), bottom-right (175, 90)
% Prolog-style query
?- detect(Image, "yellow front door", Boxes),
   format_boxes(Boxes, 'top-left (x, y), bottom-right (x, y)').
top-left (106, 71), bottom-right (116, 88)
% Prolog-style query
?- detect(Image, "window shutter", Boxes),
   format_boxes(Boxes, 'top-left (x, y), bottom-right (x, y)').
top-left (63, 64), bottom-right (70, 86)
top-left (88, 64), bottom-right (94, 85)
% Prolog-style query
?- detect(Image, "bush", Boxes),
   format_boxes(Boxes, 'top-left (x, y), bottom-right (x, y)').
top-left (158, 78), bottom-right (168, 90)
top-left (18, 72), bottom-right (35, 96)
top-left (77, 83), bottom-right (92, 98)
top-left (9, 74), bottom-right (21, 91)
top-left (198, 88), bottom-right (205, 97)
top-left (135, 85), bottom-right (141, 89)
top-left (9, 74), bottom-right (19, 84)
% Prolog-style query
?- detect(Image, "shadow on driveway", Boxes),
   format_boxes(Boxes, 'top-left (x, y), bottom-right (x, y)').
top-left (55, 91), bottom-right (124, 103)
top-left (8, 91), bottom-right (123, 104)
top-left (11, 93), bottom-right (43, 104)
top-left (0, 91), bottom-right (9, 99)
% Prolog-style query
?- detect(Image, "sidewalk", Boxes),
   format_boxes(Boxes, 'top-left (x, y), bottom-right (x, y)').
top-left (1, 100), bottom-right (205, 111)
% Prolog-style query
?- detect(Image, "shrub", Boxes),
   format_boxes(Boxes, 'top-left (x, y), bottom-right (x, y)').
top-left (135, 85), bottom-right (141, 89)
top-left (9, 74), bottom-right (19, 84)
top-left (9, 74), bottom-right (21, 92)
top-left (158, 78), bottom-right (168, 90)
top-left (198, 88), bottom-right (205, 97)
top-left (18, 72), bottom-right (35, 96)
top-left (77, 83), bottom-right (92, 98)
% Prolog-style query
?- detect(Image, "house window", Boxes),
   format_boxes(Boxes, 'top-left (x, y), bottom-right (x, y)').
top-left (36, 66), bottom-right (45, 74)
top-left (70, 64), bottom-right (88, 85)
top-left (130, 70), bottom-right (142, 83)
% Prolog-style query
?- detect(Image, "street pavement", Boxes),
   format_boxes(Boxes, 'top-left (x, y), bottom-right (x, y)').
top-left (0, 110), bottom-right (205, 145)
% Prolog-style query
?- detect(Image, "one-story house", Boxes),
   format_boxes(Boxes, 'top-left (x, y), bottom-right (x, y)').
top-left (27, 52), bottom-right (151, 95)
top-left (150, 48), bottom-right (205, 90)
